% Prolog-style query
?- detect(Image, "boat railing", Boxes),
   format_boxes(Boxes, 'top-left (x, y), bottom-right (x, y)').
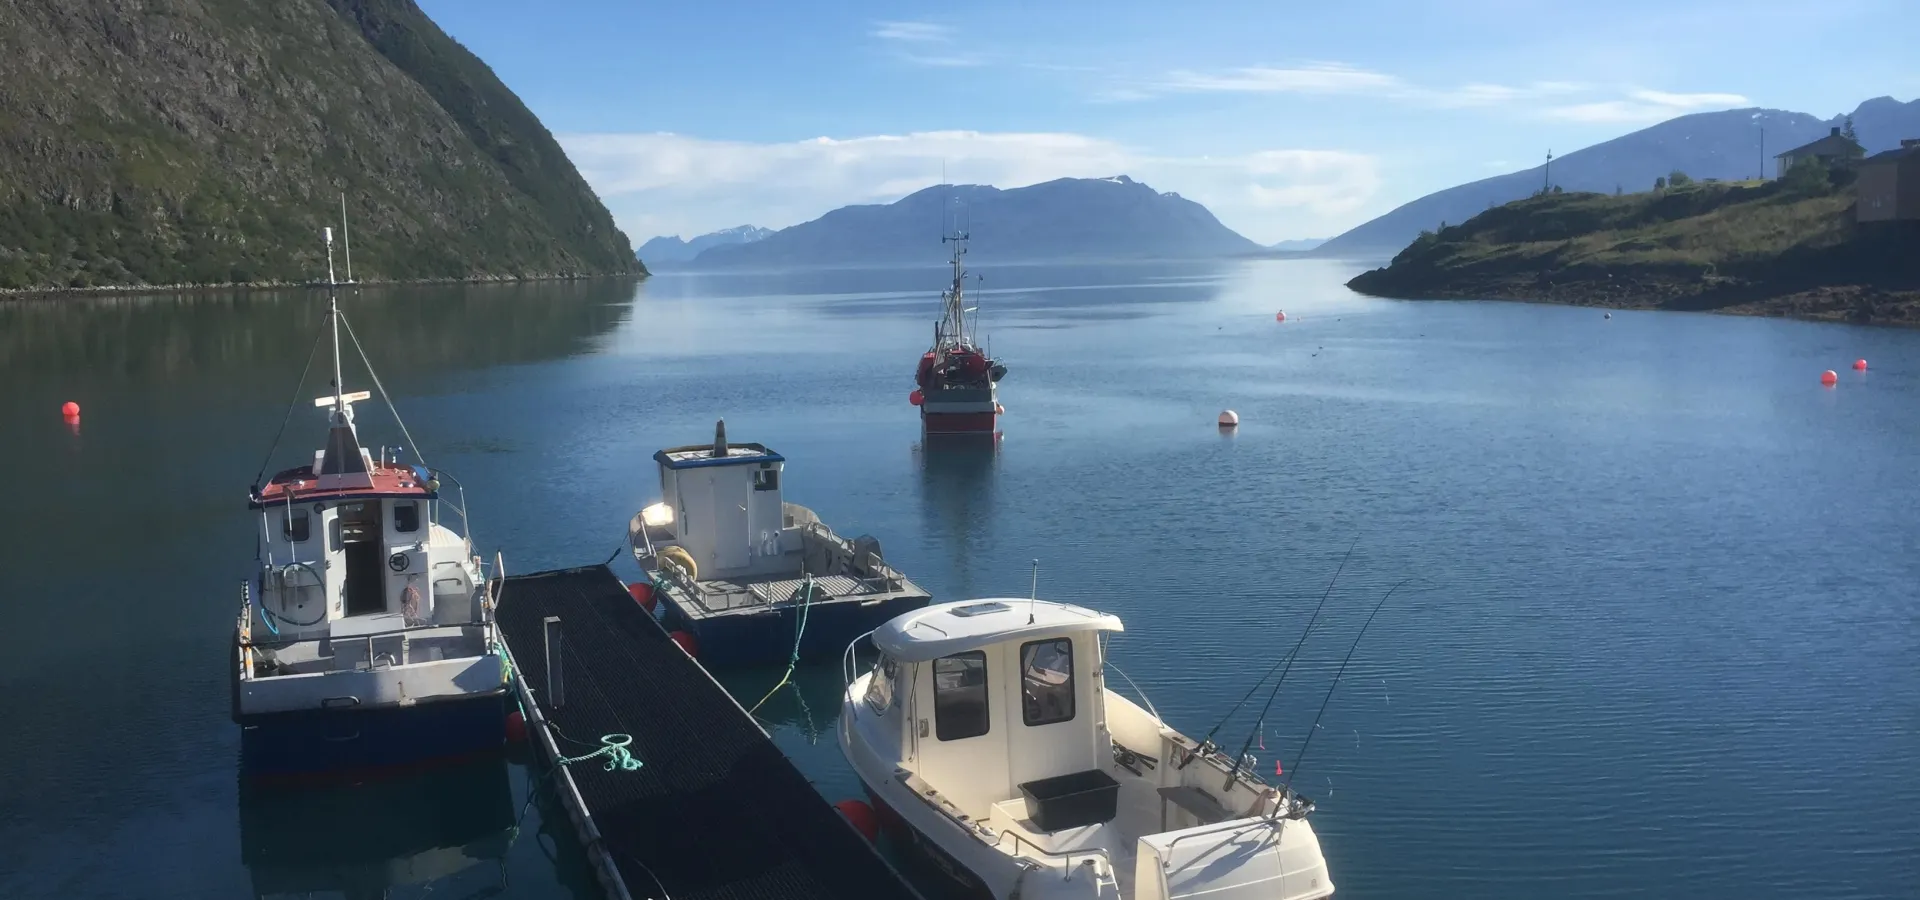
top-left (1103, 660), bottom-right (1161, 725)
top-left (991, 830), bottom-right (1118, 885)
top-left (429, 468), bottom-right (475, 550)
top-left (841, 629), bottom-right (876, 688)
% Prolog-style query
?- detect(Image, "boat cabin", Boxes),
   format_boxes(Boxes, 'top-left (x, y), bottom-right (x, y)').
top-left (866, 599), bottom-right (1125, 823)
top-left (248, 391), bottom-right (478, 640)
top-left (638, 419), bottom-right (791, 584)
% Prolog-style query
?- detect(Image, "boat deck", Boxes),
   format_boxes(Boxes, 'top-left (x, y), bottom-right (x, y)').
top-left (495, 564), bottom-right (922, 900)
top-left (678, 571), bottom-right (928, 617)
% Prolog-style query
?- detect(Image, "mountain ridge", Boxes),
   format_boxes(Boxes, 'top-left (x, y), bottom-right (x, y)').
top-left (1316, 96), bottom-right (1920, 259)
top-left (687, 175), bottom-right (1261, 269)
top-left (639, 225), bottom-right (774, 265)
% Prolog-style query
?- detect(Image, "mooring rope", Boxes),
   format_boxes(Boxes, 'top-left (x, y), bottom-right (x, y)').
top-left (746, 575), bottom-right (817, 715)
top-left (555, 733), bottom-right (643, 772)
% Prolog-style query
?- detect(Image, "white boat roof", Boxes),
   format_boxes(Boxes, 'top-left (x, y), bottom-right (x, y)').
top-left (873, 598), bottom-right (1123, 662)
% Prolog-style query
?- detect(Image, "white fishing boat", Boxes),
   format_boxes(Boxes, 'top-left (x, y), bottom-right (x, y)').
top-left (839, 597), bottom-right (1334, 900)
top-left (231, 222), bottom-right (507, 779)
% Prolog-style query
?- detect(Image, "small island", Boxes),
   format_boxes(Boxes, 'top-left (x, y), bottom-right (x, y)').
top-left (1347, 152), bottom-right (1920, 327)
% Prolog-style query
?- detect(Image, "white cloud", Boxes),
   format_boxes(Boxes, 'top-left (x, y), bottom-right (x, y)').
top-left (1159, 63), bottom-right (1403, 95)
top-left (871, 21), bottom-right (949, 43)
top-left (868, 19), bottom-right (985, 66)
top-left (1545, 89), bottom-right (1750, 122)
top-left (559, 130), bottom-right (1381, 246)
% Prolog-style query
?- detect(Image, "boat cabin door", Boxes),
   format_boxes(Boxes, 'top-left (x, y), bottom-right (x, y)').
top-left (334, 500), bottom-right (386, 616)
top-left (912, 647), bottom-right (1011, 819)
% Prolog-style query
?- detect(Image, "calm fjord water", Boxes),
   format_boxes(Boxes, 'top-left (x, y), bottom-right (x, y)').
top-left (2, 260), bottom-right (1916, 899)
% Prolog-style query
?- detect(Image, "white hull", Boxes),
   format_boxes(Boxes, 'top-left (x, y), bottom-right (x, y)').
top-left (842, 674), bottom-right (1334, 900)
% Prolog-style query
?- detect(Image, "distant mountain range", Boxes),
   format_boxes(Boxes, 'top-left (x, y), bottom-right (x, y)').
top-left (1268, 238), bottom-right (1327, 252)
top-left (637, 225), bottom-right (774, 265)
top-left (685, 176), bottom-right (1261, 268)
top-left (1314, 96), bottom-right (1920, 258)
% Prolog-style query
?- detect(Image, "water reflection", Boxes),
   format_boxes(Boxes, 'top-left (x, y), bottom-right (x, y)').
top-left (0, 279), bottom-right (641, 379)
top-left (237, 756), bottom-right (515, 900)
top-left (915, 437), bottom-right (1001, 600)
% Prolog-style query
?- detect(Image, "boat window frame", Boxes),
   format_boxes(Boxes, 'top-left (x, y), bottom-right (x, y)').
top-left (282, 510), bottom-right (311, 544)
top-left (865, 654), bottom-right (898, 714)
top-left (1019, 638), bottom-right (1076, 727)
top-left (931, 650), bottom-right (990, 741)
top-left (392, 500), bottom-right (421, 534)
top-left (753, 467), bottom-right (779, 492)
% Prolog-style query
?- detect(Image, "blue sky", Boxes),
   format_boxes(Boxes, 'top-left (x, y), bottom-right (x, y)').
top-left (421, 0), bottom-right (1918, 245)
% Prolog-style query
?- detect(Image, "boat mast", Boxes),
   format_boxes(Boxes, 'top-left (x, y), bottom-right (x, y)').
top-left (939, 201), bottom-right (969, 350)
top-left (323, 227), bottom-right (345, 424)
top-left (340, 194), bottom-right (353, 284)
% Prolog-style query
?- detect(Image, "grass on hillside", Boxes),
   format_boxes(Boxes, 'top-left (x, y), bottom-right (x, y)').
top-left (1391, 171), bottom-right (1858, 276)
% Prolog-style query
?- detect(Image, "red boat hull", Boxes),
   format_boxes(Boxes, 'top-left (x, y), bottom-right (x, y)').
top-left (921, 410), bottom-right (996, 434)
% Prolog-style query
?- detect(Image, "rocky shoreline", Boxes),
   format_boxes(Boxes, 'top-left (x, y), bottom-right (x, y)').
top-left (1348, 267), bottom-right (1920, 328)
top-left (0, 269), bottom-right (649, 302)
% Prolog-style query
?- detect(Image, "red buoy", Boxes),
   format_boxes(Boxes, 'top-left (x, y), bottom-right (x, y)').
top-left (505, 709), bottom-right (528, 744)
top-left (669, 630), bottom-right (698, 657)
top-left (1853, 359), bottom-right (1868, 371)
top-left (835, 799), bottom-right (879, 842)
top-left (1821, 370), bottom-right (1839, 386)
top-left (627, 581), bottom-right (656, 612)
top-left (60, 401), bottom-right (80, 418)
top-left (1274, 311), bottom-right (1286, 323)
top-left (909, 389), bottom-right (924, 407)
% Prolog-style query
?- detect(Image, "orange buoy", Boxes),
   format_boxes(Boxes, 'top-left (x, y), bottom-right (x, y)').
top-left (627, 581), bottom-right (656, 612)
top-left (60, 401), bottom-right (80, 418)
top-left (835, 799), bottom-right (879, 842)
top-left (505, 709), bottom-right (528, 744)
top-left (1274, 311), bottom-right (1286, 323)
top-left (1820, 370), bottom-right (1838, 386)
top-left (1218, 410), bottom-right (1239, 427)
top-left (909, 389), bottom-right (924, 406)
top-left (669, 630), bottom-right (698, 657)
top-left (1853, 359), bottom-right (1868, 371)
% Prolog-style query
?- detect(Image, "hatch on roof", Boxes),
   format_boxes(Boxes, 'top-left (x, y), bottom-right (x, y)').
top-left (872, 598), bottom-right (1123, 662)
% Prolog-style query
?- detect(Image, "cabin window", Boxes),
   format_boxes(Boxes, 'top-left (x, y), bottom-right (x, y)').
top-left (1020, 639), bottom-right (1076, 726)
top-left (932, 651), bottom-right (990, 741)
top-left (865, 655), bottom-right (898, 714)
top-left (282, 510), bottom-right (310, 543)
top-left (393, 501), bottom-right (420, 533)
top-left (753, 468), bottom-right (779, 492)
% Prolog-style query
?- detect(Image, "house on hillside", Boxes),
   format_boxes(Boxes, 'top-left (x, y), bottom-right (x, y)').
top-left (1857, 139), bottom-right (1920, 223)
top-left (1774, 127), bottom-right (1865, 178)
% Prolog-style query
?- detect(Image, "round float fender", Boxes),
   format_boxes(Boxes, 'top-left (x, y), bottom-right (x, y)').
top-left (834, 799), bottom-right (879, 842)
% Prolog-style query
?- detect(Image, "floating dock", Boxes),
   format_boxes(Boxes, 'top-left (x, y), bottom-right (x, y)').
top-left (495, 564), bottom-right (923, 900)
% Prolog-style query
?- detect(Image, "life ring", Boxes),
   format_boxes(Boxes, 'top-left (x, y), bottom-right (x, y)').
top-left (657, 545), bottom-right (699, 582)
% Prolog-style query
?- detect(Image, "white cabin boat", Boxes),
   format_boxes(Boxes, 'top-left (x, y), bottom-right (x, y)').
top-left (629, 419), bottom-right (932, 667)
top-left (840, 599), bottom-right (1334, 900)
top-left (231, 225), bottom-right (507, 778)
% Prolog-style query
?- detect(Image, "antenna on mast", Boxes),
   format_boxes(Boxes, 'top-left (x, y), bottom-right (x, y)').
top-left (1027, 559), bottom-right (1039, 624)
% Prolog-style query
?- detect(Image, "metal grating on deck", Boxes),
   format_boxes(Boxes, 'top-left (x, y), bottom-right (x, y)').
top-left (496, 565), bottom-right (922, 900)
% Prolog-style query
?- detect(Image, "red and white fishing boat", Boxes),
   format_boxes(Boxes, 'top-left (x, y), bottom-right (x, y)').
top-left (912, 230), bottom-right (1007, 436)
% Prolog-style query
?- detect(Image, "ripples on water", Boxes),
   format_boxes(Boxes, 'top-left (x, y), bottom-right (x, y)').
top-left (1, 260), bottom-right (1916, 898)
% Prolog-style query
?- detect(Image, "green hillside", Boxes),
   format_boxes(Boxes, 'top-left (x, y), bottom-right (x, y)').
top-left (1347, 166), bottom-right (1920, 325)
top-left (0, 0), bottom-right (642, 291)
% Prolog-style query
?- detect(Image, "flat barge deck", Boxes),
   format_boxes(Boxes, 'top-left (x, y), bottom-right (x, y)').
top-left (495, 564), bottom-right (923, 900)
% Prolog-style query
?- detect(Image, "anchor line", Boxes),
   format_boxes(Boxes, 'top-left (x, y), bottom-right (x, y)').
top-left (1187, 538), bottom-right (1357, 773)
top-left (747, 575), bottom-right (818, 716)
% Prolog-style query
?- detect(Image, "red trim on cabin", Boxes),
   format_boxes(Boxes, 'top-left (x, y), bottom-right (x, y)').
top-left (254, 462), bottom-right (431, 507)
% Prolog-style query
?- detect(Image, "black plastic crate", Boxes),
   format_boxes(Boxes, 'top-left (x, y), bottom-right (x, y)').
top-left (1018, 769), bottom-right (1119, 832)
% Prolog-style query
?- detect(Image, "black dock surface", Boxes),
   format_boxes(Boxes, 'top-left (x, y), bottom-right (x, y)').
top-left (496, 564), bottom-right (922, 900)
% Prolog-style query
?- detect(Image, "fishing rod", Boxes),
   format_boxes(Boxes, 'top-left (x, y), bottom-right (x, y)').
top-left (1273, 577), bottom-right (1409, 818)
top-left (1180, 539), bottom-right (1358, 771)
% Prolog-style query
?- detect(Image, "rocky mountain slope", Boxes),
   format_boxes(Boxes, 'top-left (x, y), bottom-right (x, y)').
top-left (0, 0), bottom-right (640, 291)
